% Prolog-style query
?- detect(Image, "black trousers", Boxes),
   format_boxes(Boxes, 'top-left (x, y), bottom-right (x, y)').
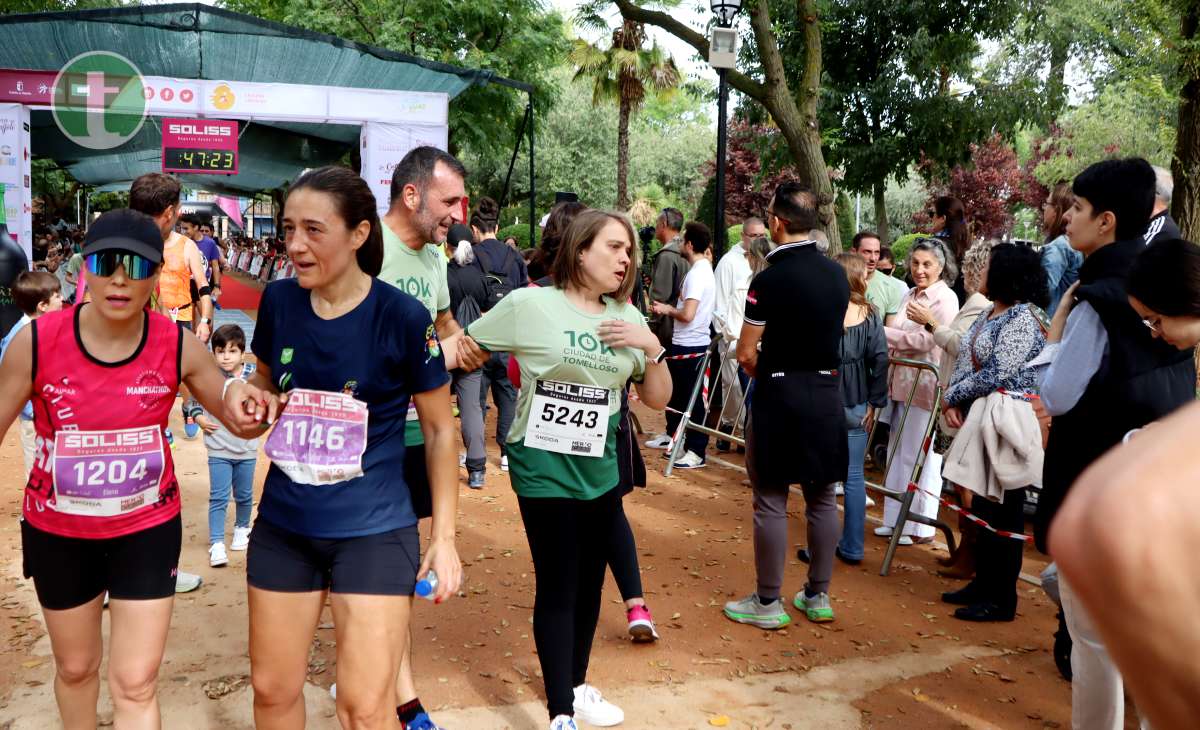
top-left (518, 487), bottom-right (621, 718)
top-left (665, 343), bottom-right (710, 456)
top-left (608, 501), bottom-right (642, 601)
top-left (966, 488), bottom-right (1027, 612)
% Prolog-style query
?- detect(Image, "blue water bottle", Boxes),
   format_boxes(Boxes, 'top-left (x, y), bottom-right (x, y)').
top-left (414, 570), bottom-right (438, 601)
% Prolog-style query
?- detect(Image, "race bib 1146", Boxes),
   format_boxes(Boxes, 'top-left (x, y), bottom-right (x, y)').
top-left (523, 380), bottom-right (610, 458)
top-left (264, 388), bottom-right (369, 485)
top-left (52, 426), bottom-right (166, 517)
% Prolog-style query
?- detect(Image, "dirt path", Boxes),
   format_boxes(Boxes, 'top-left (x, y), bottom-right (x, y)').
top-left (0, 305), bottom-right (1086, 727)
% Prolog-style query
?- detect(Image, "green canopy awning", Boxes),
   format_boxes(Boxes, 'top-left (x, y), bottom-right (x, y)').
top-left (0, 3), bottom-right (530, 193)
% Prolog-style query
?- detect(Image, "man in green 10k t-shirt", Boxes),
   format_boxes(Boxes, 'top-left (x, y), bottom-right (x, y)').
top-left (376, 145), bottom-right (482, 730)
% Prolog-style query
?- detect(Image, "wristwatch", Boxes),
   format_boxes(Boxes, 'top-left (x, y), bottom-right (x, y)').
top-left (199, 317), bottom-right (213, 326)
top-left (651, 347), bottom-right (668, 364)
top-left (923, 321), bottom-right (936, 333)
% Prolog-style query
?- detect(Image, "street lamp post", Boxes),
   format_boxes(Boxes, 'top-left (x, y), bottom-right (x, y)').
top-left (709, 0), bottom-right (741, 261)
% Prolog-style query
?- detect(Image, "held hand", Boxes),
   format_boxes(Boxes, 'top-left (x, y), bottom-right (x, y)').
top-left (419, 537), bottom-right (462, 604)
top-left (457, 335), bottom-right (487, 372)
top-left (906, 301), bottom-right (934, 326)
top-left (225, 381), bottom-right (286, 431)
top-left (597, 319), bottom-right (658, 354)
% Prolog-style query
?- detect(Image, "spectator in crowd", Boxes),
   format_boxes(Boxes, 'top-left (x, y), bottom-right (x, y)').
top-left (650, 222), bottom-right (717, 469)
top-left (1052, 238), bottom-right (1200, 729)
top-left (930, 196), bottom-right (971, 305)
top-left (825, 253), bottom-right (888, 565)
top-left (647, 208), bottom-right (690, 349)
top-left (1032, 158), bottom-right (1195, 730)
top-left (528, 201), bottom-right (587, 284)
top-left (852, 231), bottom-right (902, 324)
top-left (878, 238), bottom-right (960, 545)
top-left (877, 246), bottom-right (899, 278)
top-left (905, 238), bottom-right (996, 578)
top-left (724, 182), bottom-right (849, 628)
top-left (446, 224), bottom-right (490, 489)
top-left (1144, 166), bottom-right (1181, 245)
top-left (711, 217), bottom-right (765, 451)
top-left (469, 197), bottom-right (526, 473)
top-left (179, 213), bottom-right (223, 303)
top-left (1040, 182), bottom-right (1084, 316)
top-left (939, 244), bottom-right (1048, 622)
top-left (503, 234), bottom-right (520, 250)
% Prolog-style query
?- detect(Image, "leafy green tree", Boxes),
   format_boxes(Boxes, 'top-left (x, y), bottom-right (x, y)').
top-left (819, 0), bottom-right (1036, 244)
top-left (220, 0), bottom-right (569, 163)
top-left (569, 19), bottom-right (681, 209)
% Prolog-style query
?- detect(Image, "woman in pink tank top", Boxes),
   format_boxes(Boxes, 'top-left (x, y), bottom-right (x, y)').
top-left (0, 209), bottom-right (275, 729)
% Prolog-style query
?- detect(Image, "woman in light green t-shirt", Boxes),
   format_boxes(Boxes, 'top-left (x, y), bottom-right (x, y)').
top-left (462, 210), bottom-right (670, 730)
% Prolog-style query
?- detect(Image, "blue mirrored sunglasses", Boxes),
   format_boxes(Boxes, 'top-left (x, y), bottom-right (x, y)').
top-left (85, 251), bottom-right (158, 280)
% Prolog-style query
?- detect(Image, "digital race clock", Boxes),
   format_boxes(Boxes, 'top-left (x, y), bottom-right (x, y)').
top-left (161, 118), bottom-right (239, 175)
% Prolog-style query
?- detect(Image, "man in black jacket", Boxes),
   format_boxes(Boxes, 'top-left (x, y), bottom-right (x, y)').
top-left (1031, 157), bottom-right (1195, 730)
top-left (1144, 165), bottom-right (1182, 245)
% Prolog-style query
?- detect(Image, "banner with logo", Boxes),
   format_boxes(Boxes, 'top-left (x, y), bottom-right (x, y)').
top-left (360, 122), bottom-right (450, 216)
top-left (0, 104), bottom-right (32, 259)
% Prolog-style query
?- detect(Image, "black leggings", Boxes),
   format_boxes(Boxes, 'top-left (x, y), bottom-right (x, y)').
top-left (608, 502), bottom-right (642, 601)
top-left (518, 486), bottom-right (621, 719)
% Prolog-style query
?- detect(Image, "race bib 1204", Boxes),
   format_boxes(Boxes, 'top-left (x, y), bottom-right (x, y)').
top-left (523, 380), bottom-right (610, 458)
top-left (264, 388), bottom-right (369, 485)
top-left (52, 426), bottom-right (166, 517)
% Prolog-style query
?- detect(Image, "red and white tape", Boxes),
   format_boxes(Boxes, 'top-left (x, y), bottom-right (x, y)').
top-left (905, 481), bottom-right (1032, 542)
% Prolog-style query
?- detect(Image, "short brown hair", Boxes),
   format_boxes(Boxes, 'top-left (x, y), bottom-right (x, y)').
top-left (129, 173), bottom-right (181, 217)
top-left (551, 209), bottom-right (639, 302)
top-left (13, 270), bottom-right (60, 315)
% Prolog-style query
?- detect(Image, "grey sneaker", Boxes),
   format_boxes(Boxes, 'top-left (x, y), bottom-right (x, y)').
top-left (793, 590), bottom-right (835, 623)
top-left (723, 593), bottom-right (791, 629)
top-left (468, 470), bottom-right (485, 489)
top-left (175, 571), bottom-right (203, 593)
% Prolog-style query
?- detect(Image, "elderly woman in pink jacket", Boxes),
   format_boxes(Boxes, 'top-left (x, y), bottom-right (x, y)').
top-left (877, 238), bottom-right (961, 544)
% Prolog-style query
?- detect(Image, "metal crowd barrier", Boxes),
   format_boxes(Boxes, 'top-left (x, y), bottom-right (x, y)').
top-left (865, 358), bottom-right (957, 576)
top-left (662, 339), bottom-right (753, 477)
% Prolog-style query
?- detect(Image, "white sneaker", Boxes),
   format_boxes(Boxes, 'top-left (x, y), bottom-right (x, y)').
top-left (175, 571), bottom-right (203, 593)
top-left (673, 451), bottom-right (706, 469)
top-left (572, 684), bottom-right (623, 727)
top-left (873, 525), bottom-right (893, 537)
top-left (643, 433), bottom-right (671, 449)
top-left (898, 536), bottom-right (914, 546)
top-left (209, 542), bottom-right (228, 567)
top-left (835, 484), bottom-right (845, 496)
top-left (329, 683), bottom-right (336, 700)
top-left (231, 526), bottom-right (251, 551)
top-left (500, 455), bottom-right (509, 472)
top-left (865, 495), bottom-right (876, 508)
top-left (459, 452), bottom-right (467, 467)
top-left (550, 716), bottom-right (578, 730)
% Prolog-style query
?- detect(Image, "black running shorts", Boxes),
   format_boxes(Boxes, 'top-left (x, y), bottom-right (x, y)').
top-left (246, 517), bottom-right (420, 595)
top-left (21, 514), bottom-right (182, 611)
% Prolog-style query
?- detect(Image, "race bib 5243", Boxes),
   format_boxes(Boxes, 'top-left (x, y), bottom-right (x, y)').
top-left (524, 379), bottom-right (609, 458)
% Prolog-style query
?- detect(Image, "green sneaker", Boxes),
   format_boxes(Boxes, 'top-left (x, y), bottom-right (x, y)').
top-left (793, 590), bottom-right (834, 623)
top-left (723, 594), bottom-right (791, 630)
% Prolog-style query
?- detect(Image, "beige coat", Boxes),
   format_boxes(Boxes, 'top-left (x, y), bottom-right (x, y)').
top-left (942, 391), bottom-right (1044, 503)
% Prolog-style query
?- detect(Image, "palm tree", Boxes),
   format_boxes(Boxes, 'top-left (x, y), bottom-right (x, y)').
top-left (570, 19), bottom-right (681, 210)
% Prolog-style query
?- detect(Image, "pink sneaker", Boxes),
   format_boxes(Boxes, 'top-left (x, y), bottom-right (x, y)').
top-left (626, 604), bottom-right (659, 643)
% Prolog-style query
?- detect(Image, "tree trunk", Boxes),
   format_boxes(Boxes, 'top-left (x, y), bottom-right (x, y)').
top-left (1046, 36), bottom-right (1070, 120)
top-left (873, 179), bottom-right (889, 245)
top-left (612, 0), bottom-right (840, 248)
top-left (617, 92), bottom-right (632, 210)
top-left (1172, 6), bottom-right (1200, 242)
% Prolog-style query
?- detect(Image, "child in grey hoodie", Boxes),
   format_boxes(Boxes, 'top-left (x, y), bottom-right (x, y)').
top-left (190, 324), bottom-right (259, 567)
